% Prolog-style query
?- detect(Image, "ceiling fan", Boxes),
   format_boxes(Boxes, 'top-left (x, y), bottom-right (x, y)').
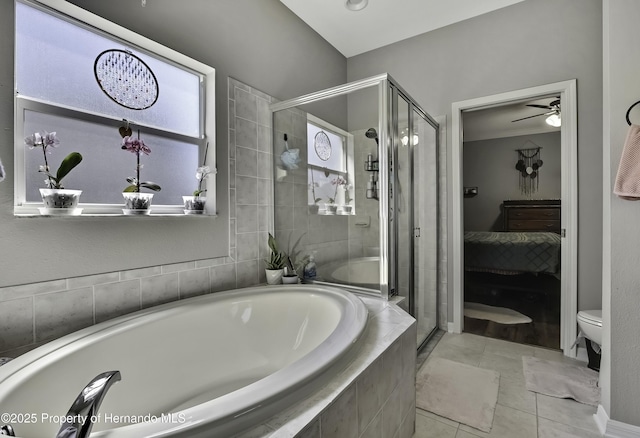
top-left (512, 98), bottom-right (561, 126)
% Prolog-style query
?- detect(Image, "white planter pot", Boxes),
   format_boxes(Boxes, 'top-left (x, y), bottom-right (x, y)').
top-left (265, 269), bottom-right (284, 285)
top-left (39, 189), bottom-right (82, 216)
top-left (122, 192), bottom-right (154, 215)
top-left (183, 195), bottom-right (206, 214)
top-left (282, 275), bottom-right (299, 284)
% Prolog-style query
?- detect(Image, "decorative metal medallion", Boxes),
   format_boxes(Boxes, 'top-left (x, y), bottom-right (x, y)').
top-left (94, 49), bottom-right (159, 110)
top-left (314, 131), bottom-right (332, 161)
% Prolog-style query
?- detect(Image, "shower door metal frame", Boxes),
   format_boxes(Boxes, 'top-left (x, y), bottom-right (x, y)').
top-left (269, 74), bottom-right (438, 313)
top-left (385, 82), bottom-right (440, 344)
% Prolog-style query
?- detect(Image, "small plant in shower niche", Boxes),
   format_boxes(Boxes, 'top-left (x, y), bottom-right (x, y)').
top-left (120, 130), bottom-right (161, 215)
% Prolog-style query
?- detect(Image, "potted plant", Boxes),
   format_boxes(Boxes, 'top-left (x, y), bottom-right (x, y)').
top-left (264, 233), bottom-right (285, 285)
top-left (282, 232), bottom-right (308, 284)
top-left (325, 175), bottom-right (346, 215)
top-left (121, 132), bottom-right (161, 215)
top-left (25, 131), bottom-right (84, 215)
top-left (342, 183), bottom-right (353, 214)
top-left (184, 143), bottom-right (211, 214)
top-left (308, 171), bottom-right (321, 214)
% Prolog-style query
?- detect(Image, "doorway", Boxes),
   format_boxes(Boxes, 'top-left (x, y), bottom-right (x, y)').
top-left (451, 80), bottom-right (578, 356)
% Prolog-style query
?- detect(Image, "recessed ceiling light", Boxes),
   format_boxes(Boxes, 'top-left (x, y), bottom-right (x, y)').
top-left (345, 0), bottom-right (368, 11)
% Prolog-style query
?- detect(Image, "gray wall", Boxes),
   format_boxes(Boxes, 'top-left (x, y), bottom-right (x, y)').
top-left (604, 0), bottom-right (640, 426)
top-left (0, 0), bottom-right (347, 288)
top-left (347, 0), bottom-right (604, 313)
top-left (463, 132), bottom-right (561, 231)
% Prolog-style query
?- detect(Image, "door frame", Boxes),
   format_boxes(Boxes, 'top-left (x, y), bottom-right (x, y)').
top-left (451, 80), bottom-right (578, 356)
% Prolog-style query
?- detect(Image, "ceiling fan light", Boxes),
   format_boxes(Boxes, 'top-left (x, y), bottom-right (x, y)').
top-left (345, 0), bottom-right (368, 11)
top-left (545, 113), bottom-right (561, 127)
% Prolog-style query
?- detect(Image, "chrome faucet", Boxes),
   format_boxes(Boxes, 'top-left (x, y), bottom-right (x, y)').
top-left (55, 371), bottom-right (121, 438)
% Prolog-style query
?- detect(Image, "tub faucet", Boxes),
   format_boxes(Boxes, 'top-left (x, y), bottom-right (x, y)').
top-left (55, 371), bottom-right (121, 438)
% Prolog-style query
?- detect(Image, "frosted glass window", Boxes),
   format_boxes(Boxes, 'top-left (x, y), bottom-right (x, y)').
top-left (16, 2), bottom-right (201, 137)
top-left (23, 108), bottom-right (199, 204)
top-left (307, 122), bottom-right (345, 171)
top-left (308, 168), bottom-right (347, 206)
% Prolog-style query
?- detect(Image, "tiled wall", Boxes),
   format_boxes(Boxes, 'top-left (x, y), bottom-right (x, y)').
top-left (0, 78), bottom-right (273, 358)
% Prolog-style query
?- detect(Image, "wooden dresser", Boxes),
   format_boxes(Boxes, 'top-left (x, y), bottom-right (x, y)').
top-left (502, 199), bottom-right (561, 233)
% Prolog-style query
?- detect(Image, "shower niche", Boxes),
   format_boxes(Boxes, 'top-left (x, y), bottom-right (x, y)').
top-left (270, 74), bottom-right (440, 347)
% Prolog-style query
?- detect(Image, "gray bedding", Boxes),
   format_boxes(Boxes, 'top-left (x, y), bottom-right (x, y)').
top-left (464, 231), bottom-right (561, 275)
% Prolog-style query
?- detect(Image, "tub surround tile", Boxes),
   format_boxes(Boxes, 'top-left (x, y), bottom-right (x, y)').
top-left (210, 264), bottom-right (237, 293)
top-left (236, 232), bottom-right (260, 262)
top-left (320, 384), bottom-right (358, 438)
top-left (120, 266), bottom-right (161, 280)
top-left (236, 205), bottom-right (259, 233)
top-left (34, 288), bottom-right (93, 342)
top-left (67, 272), bottom-right (120, 289)
top-left (141, 273), bottom-right (179, 308)
top-left (161, 261), bottom-right (197, 275)
top-left (263, 300), bottom-right (416, 438)
top-left (357, 356), bottom-right (385, 435)
top-left (295, 420), bottom-right (320, 438)
top-left (0, 279), bottom-right (67, 301)
top-left (0, 298), bottom-right (34, 352)
top-left (178, 268), bottom-right (211, 299)
top-left (236, 118), bottom-right (258, 150)
top-left (235, 87), bottom-right (258, 123)
top-left (236, 146), bottom-right (258, 177)
top-left (94, 279), bottom-right (141, 324)
top-left (236, 176), bottom-right (258, 205)
top-left (236, 261), bottom-right (260, 289)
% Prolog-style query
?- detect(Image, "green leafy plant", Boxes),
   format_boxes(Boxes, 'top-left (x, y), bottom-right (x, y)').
top-left (25, 131), bottom-right (83, 189)
top-left (264, 233), bottom-right (286, 270)
top-left (286, 232), bottom-right (309, 277)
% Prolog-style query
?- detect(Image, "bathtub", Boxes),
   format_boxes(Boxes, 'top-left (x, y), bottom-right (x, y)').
top-left (0, 284), bottom-right (368, 437)
top-left (323, 257), bottom-right (380, 290)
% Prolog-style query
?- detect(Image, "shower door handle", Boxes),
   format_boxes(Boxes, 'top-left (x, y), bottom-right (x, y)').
top-left (414, 227), bottom-right (421, 237)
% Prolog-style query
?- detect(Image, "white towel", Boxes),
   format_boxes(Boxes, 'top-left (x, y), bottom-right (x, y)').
top-left (614, 124), bottom-right (640, 200)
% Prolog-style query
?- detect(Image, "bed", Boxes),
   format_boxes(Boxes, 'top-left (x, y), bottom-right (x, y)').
top-left (464, 231), bottom-right (561, 275)
top-left (465, 199), bottom-right (562, 275)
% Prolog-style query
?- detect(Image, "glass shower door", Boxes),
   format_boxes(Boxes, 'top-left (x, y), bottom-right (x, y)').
top-left (393, 86), bottom-right (439, 348)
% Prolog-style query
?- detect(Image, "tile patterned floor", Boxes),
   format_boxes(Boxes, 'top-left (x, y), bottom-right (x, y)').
top-left (414, 332), bottom-right (601, 438)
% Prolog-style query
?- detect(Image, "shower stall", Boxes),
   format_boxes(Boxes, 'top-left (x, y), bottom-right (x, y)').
top-left (270, 74), bottom-right (439, 348)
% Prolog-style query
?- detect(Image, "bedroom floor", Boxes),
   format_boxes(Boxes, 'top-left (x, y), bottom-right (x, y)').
top-left (463, 272), bottom-right (561, 350)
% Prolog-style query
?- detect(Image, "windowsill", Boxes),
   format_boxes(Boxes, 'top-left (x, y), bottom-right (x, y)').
top-left (13, 204), bottom-right (217, 218)
top-left (15, 213), bottom-right (218, 218)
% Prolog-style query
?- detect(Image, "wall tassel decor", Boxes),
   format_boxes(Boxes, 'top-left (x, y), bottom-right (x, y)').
top-left (515, 145), bottom-right (543, 195)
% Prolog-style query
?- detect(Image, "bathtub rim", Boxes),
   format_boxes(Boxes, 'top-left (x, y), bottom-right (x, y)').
top-left (0, 284), bottom-right (368, 438)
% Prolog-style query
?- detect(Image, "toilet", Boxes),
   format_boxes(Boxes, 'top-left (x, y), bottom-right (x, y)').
top-left (577, 309), bottom-right (602, 371)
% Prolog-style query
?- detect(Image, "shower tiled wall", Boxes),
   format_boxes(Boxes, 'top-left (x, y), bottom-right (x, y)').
top-left (0, 78), bottom-right (272, 357)
top-left (272, 106), bottom-right (350, 273)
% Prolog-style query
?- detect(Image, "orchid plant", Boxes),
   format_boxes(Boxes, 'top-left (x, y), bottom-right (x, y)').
top-left (328, 175), bottom-right (347, 204)
top-left (25, 131), bottom-right (83, 189)
top-left (343, 183), bottom-right (353, 204)
top-left (193, 143), bottom-right (211, 197)
top-left (121, 134), bottom-right (161, 193)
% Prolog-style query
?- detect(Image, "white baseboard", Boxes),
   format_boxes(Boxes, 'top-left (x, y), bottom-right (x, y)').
top-left (447, 322), bottom-right (455, 333)
top-left (596, 405), bottom-right (640, 438)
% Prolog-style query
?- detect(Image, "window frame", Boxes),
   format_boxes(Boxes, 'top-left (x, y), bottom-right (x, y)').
top-left (306, 114), bottom-right (354, 209)
top-left (14, 0), bottom-right (216, 216)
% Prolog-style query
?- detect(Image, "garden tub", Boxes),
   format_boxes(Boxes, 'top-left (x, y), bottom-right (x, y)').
top-left (0, 284), bottom-right (368, 437)
top-left (323, 257), bottom-right (381, 290)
